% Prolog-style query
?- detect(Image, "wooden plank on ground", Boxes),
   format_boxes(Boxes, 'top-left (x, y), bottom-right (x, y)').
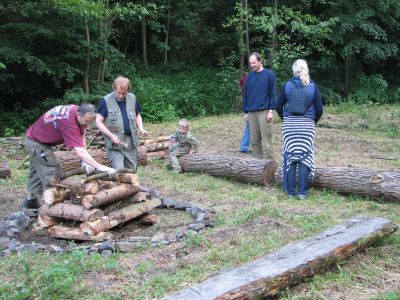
top-left (165, 216), bottom-right (397, 300)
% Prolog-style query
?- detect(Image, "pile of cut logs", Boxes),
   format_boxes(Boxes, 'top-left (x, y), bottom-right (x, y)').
top-left (86, 125), bottom-right (171, 161)
top-left (34, 171), bottom-right (162, 241)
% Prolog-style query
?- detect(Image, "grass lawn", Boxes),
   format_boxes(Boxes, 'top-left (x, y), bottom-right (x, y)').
top-left (0, 102), bottom-right (399, 299)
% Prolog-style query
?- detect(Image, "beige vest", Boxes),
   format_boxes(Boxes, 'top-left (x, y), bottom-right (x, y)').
top-left (103, 92), bottom-right (138, 150)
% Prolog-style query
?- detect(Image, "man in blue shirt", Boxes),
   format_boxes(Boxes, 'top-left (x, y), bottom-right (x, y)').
top-left (96, 76), bottom-right (148, 172)
top-left (242, 52), bottom-right (276, 160)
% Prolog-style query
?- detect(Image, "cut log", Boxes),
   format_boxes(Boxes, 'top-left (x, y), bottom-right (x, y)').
top-left (165, 216), bottom-right (397, 300)
top-left (178, 154), bottom-right (277, 186)
top-left (127, 191), bottom-right (151, 204)
top-left (37, 214), bottom-right (59, 227)
top-left (52, 178), bottom-right (99, 194)
top-left (98, 180), bottom-right (118, 190)
top-left (40, 203), bottom-right (104, 222)
top-left (139, 213), bottom-right (160, 224)
top-left (48, 225), bottom-right (114, 241)
top-left (275, 167), bottom-right (400, 201)
top-left (95, 173), bottom-right (139, 185)
top-left (140, 136), bottom-right (170, 145)
top-left (43, 187), bottom-right (71, 205)
top-left (144, 141), bottom-right (171, 152)
top-left (147, 150), bottom-right (169, 160)
top-left (54, 148), bottom-right (147, 178)
top-left (80, 198), bottom-right (162, 235)
top-left (81, 182), bottom-right (141, 209)
top-left (0, 161), bottom-right (11, 178)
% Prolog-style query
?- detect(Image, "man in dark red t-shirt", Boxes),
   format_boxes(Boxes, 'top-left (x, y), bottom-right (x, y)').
top-left (23, 104), bottom-right (116, 209)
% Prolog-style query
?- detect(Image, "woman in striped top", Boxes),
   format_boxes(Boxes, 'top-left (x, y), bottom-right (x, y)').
top-left (275, 59), bottom-right (324, 199)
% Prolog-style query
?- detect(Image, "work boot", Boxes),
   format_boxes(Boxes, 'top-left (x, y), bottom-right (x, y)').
top-left (22, 197), bottom-right (39, 209)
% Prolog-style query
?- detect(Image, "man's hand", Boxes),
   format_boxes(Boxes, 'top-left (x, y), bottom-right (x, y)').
top-left (81, 161), bottom-right (95, 175)
top-left (138, 127), bottom-right (149, 136)
top-left (110, 134), bottom-right (120, 144)
top-left (97, 165), bottom-right (117, 177)
top-left (266, 110), bottom-right (273, 122)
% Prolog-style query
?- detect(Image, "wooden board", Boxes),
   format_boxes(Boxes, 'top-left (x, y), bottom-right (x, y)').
top-left (165, 216), bottom-right (397, 300)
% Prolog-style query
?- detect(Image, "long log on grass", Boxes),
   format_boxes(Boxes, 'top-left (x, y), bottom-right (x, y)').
top-left (81, 182), bottom-right (141, 209)
top-left (178, 154), bottom-right (277, 186)
top-left (165, 215), bottom-right (397, 300)
top-left (40, 203), bottom-right (104, 222)
top-left (275, 167), bottom-right (400, 201)
top-left (80, 198), bottom-right (162, 235)
top-left (0, 161), bottom-right (11, 179)
top-left (54, 148), bottom-right (147, 178)
top-left (48, 225), bottom-right (114, 241)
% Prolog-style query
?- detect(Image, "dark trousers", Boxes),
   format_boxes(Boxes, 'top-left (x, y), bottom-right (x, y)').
top-left (287, 162), bottom-right (309, 196)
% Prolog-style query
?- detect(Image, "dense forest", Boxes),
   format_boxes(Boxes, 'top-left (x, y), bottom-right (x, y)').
top-left (1, 0), bottom-right (399, 136)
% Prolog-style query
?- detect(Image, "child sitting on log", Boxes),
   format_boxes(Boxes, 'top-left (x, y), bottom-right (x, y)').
top-left (169, 119), bottom-right (199, 173)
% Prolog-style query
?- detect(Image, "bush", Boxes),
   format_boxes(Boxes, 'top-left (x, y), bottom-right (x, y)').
top-left (348, 73), bottom-right (388, 104)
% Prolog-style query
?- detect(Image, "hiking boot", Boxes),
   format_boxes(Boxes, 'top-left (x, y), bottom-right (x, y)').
top-left (22, 197), bottom-right (39, 209)
top-left (298, 194), bottom-right (307, 200)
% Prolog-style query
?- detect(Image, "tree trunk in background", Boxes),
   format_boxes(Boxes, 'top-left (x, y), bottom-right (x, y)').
top-left (178, 154), bottom-right (277, 186)
top-left (238, 0), bottom-right (245, 81)
top-left (244, 0), bottom-right (250, 71)
top-left (344, 57), bottom-right (349, 95)
top-left (164, 0), bottom-right (171, 67)
top-left (142, 17), bottom-right (148, 71)
top-left (275, 167), bottom-right (400, 201)
top-left (269, 0), bottom-right (278, 68)
top-left (83, 16), bottom-right (90, 94)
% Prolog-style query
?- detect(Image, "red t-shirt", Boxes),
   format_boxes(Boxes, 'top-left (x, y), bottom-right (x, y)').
top-left (26, 105), bottom-right (85, 149)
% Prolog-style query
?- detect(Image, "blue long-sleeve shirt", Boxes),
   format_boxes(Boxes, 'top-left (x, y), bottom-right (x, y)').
top-left (242, 68), bottom-right (277, 113)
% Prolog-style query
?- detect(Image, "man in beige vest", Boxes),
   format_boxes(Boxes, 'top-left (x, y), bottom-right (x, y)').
top-left (96, 76), bottom-right (148, 172)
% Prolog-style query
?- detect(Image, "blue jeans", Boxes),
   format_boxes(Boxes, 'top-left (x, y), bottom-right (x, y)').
top-left (239, 121), bottom-right (251, 152)
top-left (287, 162), bottom-right (309, 197)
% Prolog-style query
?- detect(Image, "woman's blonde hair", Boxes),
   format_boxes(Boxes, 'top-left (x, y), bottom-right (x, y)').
top-left (292, 59), bottom-right (310, 86)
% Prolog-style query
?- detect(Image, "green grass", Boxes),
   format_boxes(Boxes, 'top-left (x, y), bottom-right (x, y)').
top-left (0, 102), bottom-right (399, 299)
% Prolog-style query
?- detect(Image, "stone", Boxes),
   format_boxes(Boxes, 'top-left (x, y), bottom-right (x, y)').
top-left (151, 233), bottom-right (166, 244)
top-left (8, 238), bottom-right (22, 251)
top-left (176, 230), bottom-right (187, 240)
top-left (98, 241), bottom-right (114, 252)
top-left (0, 237), bottom-right (11, 249)
top-left (101, 250), bottom-right (112, 257)
top-left (1, 249), bottom-right (12, 257)
top-left (162, 197), bottom-right (176, 208)
top-left (18, 244), bottom-right (40, 253)
top-left (23, 209), bottom-right (39, 218)
top-left (48, 245), bottom-right (64, 253)
top-left (5, 212), bottom-right (31, 228)
top-left (174, 202), bottom-right (191, 210)
top-left (89, 245), bottom-right (99, 253)
top-left (114, 241), bottom-right (138, 253)
top-left (188, 222), bottom-right (206, 232)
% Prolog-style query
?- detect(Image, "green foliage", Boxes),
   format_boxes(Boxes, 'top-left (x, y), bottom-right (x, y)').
top-left (348, 73), bottom-right (388, 104)
top-left (134, 68), bottom-right (237, 123)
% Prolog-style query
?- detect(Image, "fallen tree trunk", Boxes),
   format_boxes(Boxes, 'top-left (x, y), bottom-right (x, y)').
top-left (0, 161), bottom-right (11, 179)
top-left (48, 225), bottom-right (114, 241)
top-left (165, 216), bottom-right (398, 300)
top-left (81, 182), bottom-right (141, 209)
top-left (80, 198), bottom-right (162, 235)
top-left (54, 148), bottom-right (147, 178)
top-left (275, 167), bottom-right (400, 201)
top-left (178, 154), bottom-right (277, 186)
top-left (40, 203), bottom-right (104, 222)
